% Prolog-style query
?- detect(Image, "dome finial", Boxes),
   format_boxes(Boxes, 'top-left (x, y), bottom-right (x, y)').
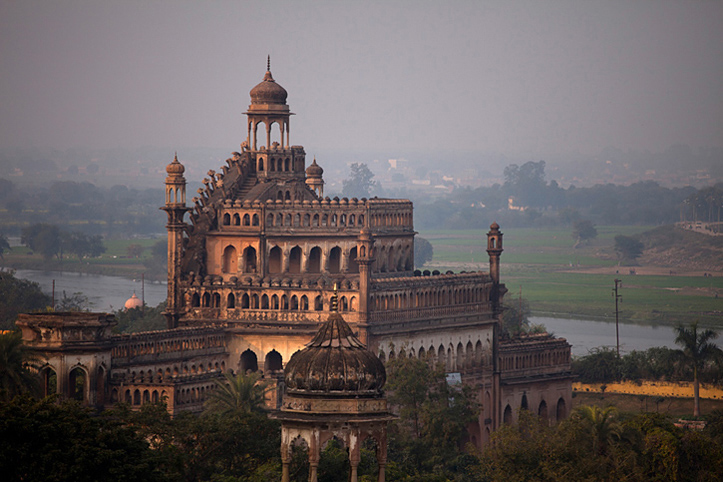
top-left (267, 55), bottom-right (271, 72)
top-left (331, 283), bottom-right (338, 312)
top-left (174, 151), bottom-right (178, 162)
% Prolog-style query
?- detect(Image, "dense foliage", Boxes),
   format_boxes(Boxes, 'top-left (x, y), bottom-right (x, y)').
top-left (476, 407), bottom-right (723, 481)
top-left (0, 269), bottom-right (52, 330)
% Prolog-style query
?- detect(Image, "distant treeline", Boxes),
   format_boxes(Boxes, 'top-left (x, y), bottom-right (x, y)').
top-left (411, 161), bottom-right (722, 229)
top-left (0, 178), bottom-right (164, 237)
top-left (1, 160), bottom-right (721, 237)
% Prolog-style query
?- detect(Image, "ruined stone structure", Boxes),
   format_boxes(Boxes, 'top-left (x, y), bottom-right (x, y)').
top-left (17, 63), bottom-right (572, 449)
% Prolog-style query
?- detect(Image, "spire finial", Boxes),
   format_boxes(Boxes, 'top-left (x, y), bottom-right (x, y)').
top-left (174, 151), bottom-right (178, 162)
top-left (267, 55), bottom-right (270, 72)
top-left (331, 283), bottom-right (338, 312)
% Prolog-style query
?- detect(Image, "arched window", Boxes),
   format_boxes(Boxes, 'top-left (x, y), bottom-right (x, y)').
top-left (503, 405), bottom-right (513, 424)
top-left (251, 294), bottom-right (259, 309)
top-left (289, 246), bottom-right (302, 274)
top-left (202, 293), bottom-right (211, 307)
top-left (258, 158), bottom-right (264, 171)
top-left (261, 294), bottom-right (269, 309)
top-left (243, 213), bottom-right (250, 226)
top-left (233, 213), bottom-right (241, 226)
top-left (314, 295), bottom-right (323, 311)
top-left (308, 247), bottom-right (321, 273)
top-left (340, 296), bottom-right (348, 312)
top-left (556, 398), bottom-right (566, 421)
top-left (265, 350), bottom-right (283, 372)
top-left (222, 245), bottom-right (237, 274)
top-left (269, 246), bottom-right (282, 274)
top-left (281, 295), bottom-right (289, 310)
top-left (227, 293), bottom-right (235, 308)
top-left (285, 191), bottom-right (291, 201)
top-left (284, 158), bottom-right (290, 171)
top-left (271, 294), bottom-right (279, 310)
top-left (267, 213), bottom-right (274, 227)
top-left (243, 246), bottom-right (257, 273)
top-left (313, 214), bottom-right (320, 226)
top-left (290, 295), bottom-right (298, 310)
top-left (240, 349), bottom-right (258, 373)
top-left (191, 293), bottom-right (200, 307)
top-left (328, 246), bottom-right (341, 273)
top-left (212, 293), bottom-right (221, 308)
top-left (252, 214), bottom-right (259, 226)
top-left (331, 214), bottom-right (337, 227)
top-left (300, 295), bottom-right (309, 311)
top-left (303, 214), bottom-right (310, 226)
top-left (241, 293), bottom-right (250, 309)
top-left (348, 247), bottom-right (359, 273)
top-left (521, 394), bottom-right (529, 411)
top-left (349, 296), bottom-right (357, 311)
top-left (223, 213), bottom-right (231, 225)
top-left (349, 214), bottom-right (356, 226)
top-left (538, 400), bottom-right (548, 421)
top-left (69, 367), bottom-right (87, 402)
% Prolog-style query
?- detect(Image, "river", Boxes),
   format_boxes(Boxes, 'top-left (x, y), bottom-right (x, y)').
top-left (8, 269), bottom-right (167, 312)
top-left (7, 269), bottom-right (678, 355)
top-left (532, 316), bottom-right (678, 356)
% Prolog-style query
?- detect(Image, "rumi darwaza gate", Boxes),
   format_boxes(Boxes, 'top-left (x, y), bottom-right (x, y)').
top-left (17, 63), bottom-right (572, 449)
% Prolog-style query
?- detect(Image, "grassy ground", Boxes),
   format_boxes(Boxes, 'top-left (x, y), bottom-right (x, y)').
top-left (421, 226), bottom-right (723, 328)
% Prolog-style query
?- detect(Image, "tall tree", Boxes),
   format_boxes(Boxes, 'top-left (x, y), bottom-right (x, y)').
top-left (413, 237), bottom-right (433, 268)
top-left (0, 331), bottom-right (39, 401)
top-left (571, 220), bottom-right (597, 248)
top-left (614, 234), bottom-right (644, 263)
top-left (674, 322), bottom-right (722, 417)
top-left (0, 234), bottom-right (9, 260)
top-left (0, 270), bottom-right (52, 330)
top-left (21, 223), bottom-right (62, 260)
top-left (341, 163), bottom-right (376, 198)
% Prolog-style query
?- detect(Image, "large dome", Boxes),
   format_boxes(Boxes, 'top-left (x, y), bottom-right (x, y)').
top-left (249, 70), bottom-right (288, 106)
top-left (284, 307), bottom-right (386, 396)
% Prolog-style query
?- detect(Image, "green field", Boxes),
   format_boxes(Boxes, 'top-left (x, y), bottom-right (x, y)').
top-left (421, 226), bottom-right (723, 328)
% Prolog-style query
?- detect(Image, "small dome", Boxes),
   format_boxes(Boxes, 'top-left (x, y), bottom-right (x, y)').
top-left (124, 293), bottom-right (143, 310)
top-left (250, 70), bottom-right (288, 106)
top-left (166, 153), bottom-right (185, 176)
top-left (284, 301), bottom-right (385, 395)
top-left (305, 158), bottom-right (323, 178)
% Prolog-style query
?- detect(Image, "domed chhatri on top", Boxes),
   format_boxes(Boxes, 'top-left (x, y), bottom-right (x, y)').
top-left (166, 153), bottom-right (185, 176)
top-left (284, 291), bottom-right (386, 396)
top-left (249, 57), bottom-right (288, 106)
top-left (305, 158), bottom-right (323, 178)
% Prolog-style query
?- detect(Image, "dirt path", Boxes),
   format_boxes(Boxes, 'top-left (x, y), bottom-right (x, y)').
top-left (559, 265), bottom-right (722, 277)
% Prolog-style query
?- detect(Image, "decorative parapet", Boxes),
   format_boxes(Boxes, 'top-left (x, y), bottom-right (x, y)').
top-left (16, 312), bottom-right (117, 349)
top-left (499, 334), bottom-right (572, 381)
top-left (111, 326), bottom-right (226, 365)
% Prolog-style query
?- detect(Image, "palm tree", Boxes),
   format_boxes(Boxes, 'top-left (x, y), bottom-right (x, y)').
top-left (572, 405), bottom-right (622, 456)
top-left (674, 322), bottom-right (722, 417)
top-left (205, 371), bottom-right (270, 416)
top-left (0, 331), bottom-right (39, 401)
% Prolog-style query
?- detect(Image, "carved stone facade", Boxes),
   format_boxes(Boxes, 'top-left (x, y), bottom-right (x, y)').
top-left (18, 64), bottom-right (572, 449)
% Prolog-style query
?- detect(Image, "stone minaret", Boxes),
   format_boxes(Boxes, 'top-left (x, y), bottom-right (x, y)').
top-left (486, 222), bottom-right (503, 309)
top-left (355, 227), bottom-right (375, 345)
top-left (162, 153), bottom-right (190, 328)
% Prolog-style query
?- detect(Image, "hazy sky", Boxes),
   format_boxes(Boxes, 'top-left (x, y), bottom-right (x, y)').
top-left (1, 0), bottom-right (721, 158)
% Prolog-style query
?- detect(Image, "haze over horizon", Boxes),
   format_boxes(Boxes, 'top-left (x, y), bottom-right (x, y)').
top-left (1, 0), bottom-right (721, 162)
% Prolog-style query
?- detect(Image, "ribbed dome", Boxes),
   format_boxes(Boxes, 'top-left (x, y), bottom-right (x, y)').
top-left (305, 158), bottom-right (323, 178)
top-left (250, 70), bottom-right (288, 105)
top-left (284, 310), bottom-right (386, 396)
top-left (166, 154), bottom-right (185, 175)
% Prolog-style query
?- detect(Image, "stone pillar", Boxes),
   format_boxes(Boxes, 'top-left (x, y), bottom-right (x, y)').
top-left (356, 228), bottom-right (375, 345)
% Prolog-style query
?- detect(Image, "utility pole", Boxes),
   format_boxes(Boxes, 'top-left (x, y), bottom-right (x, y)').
top-left (612, 279), bottom-right (622, 357)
